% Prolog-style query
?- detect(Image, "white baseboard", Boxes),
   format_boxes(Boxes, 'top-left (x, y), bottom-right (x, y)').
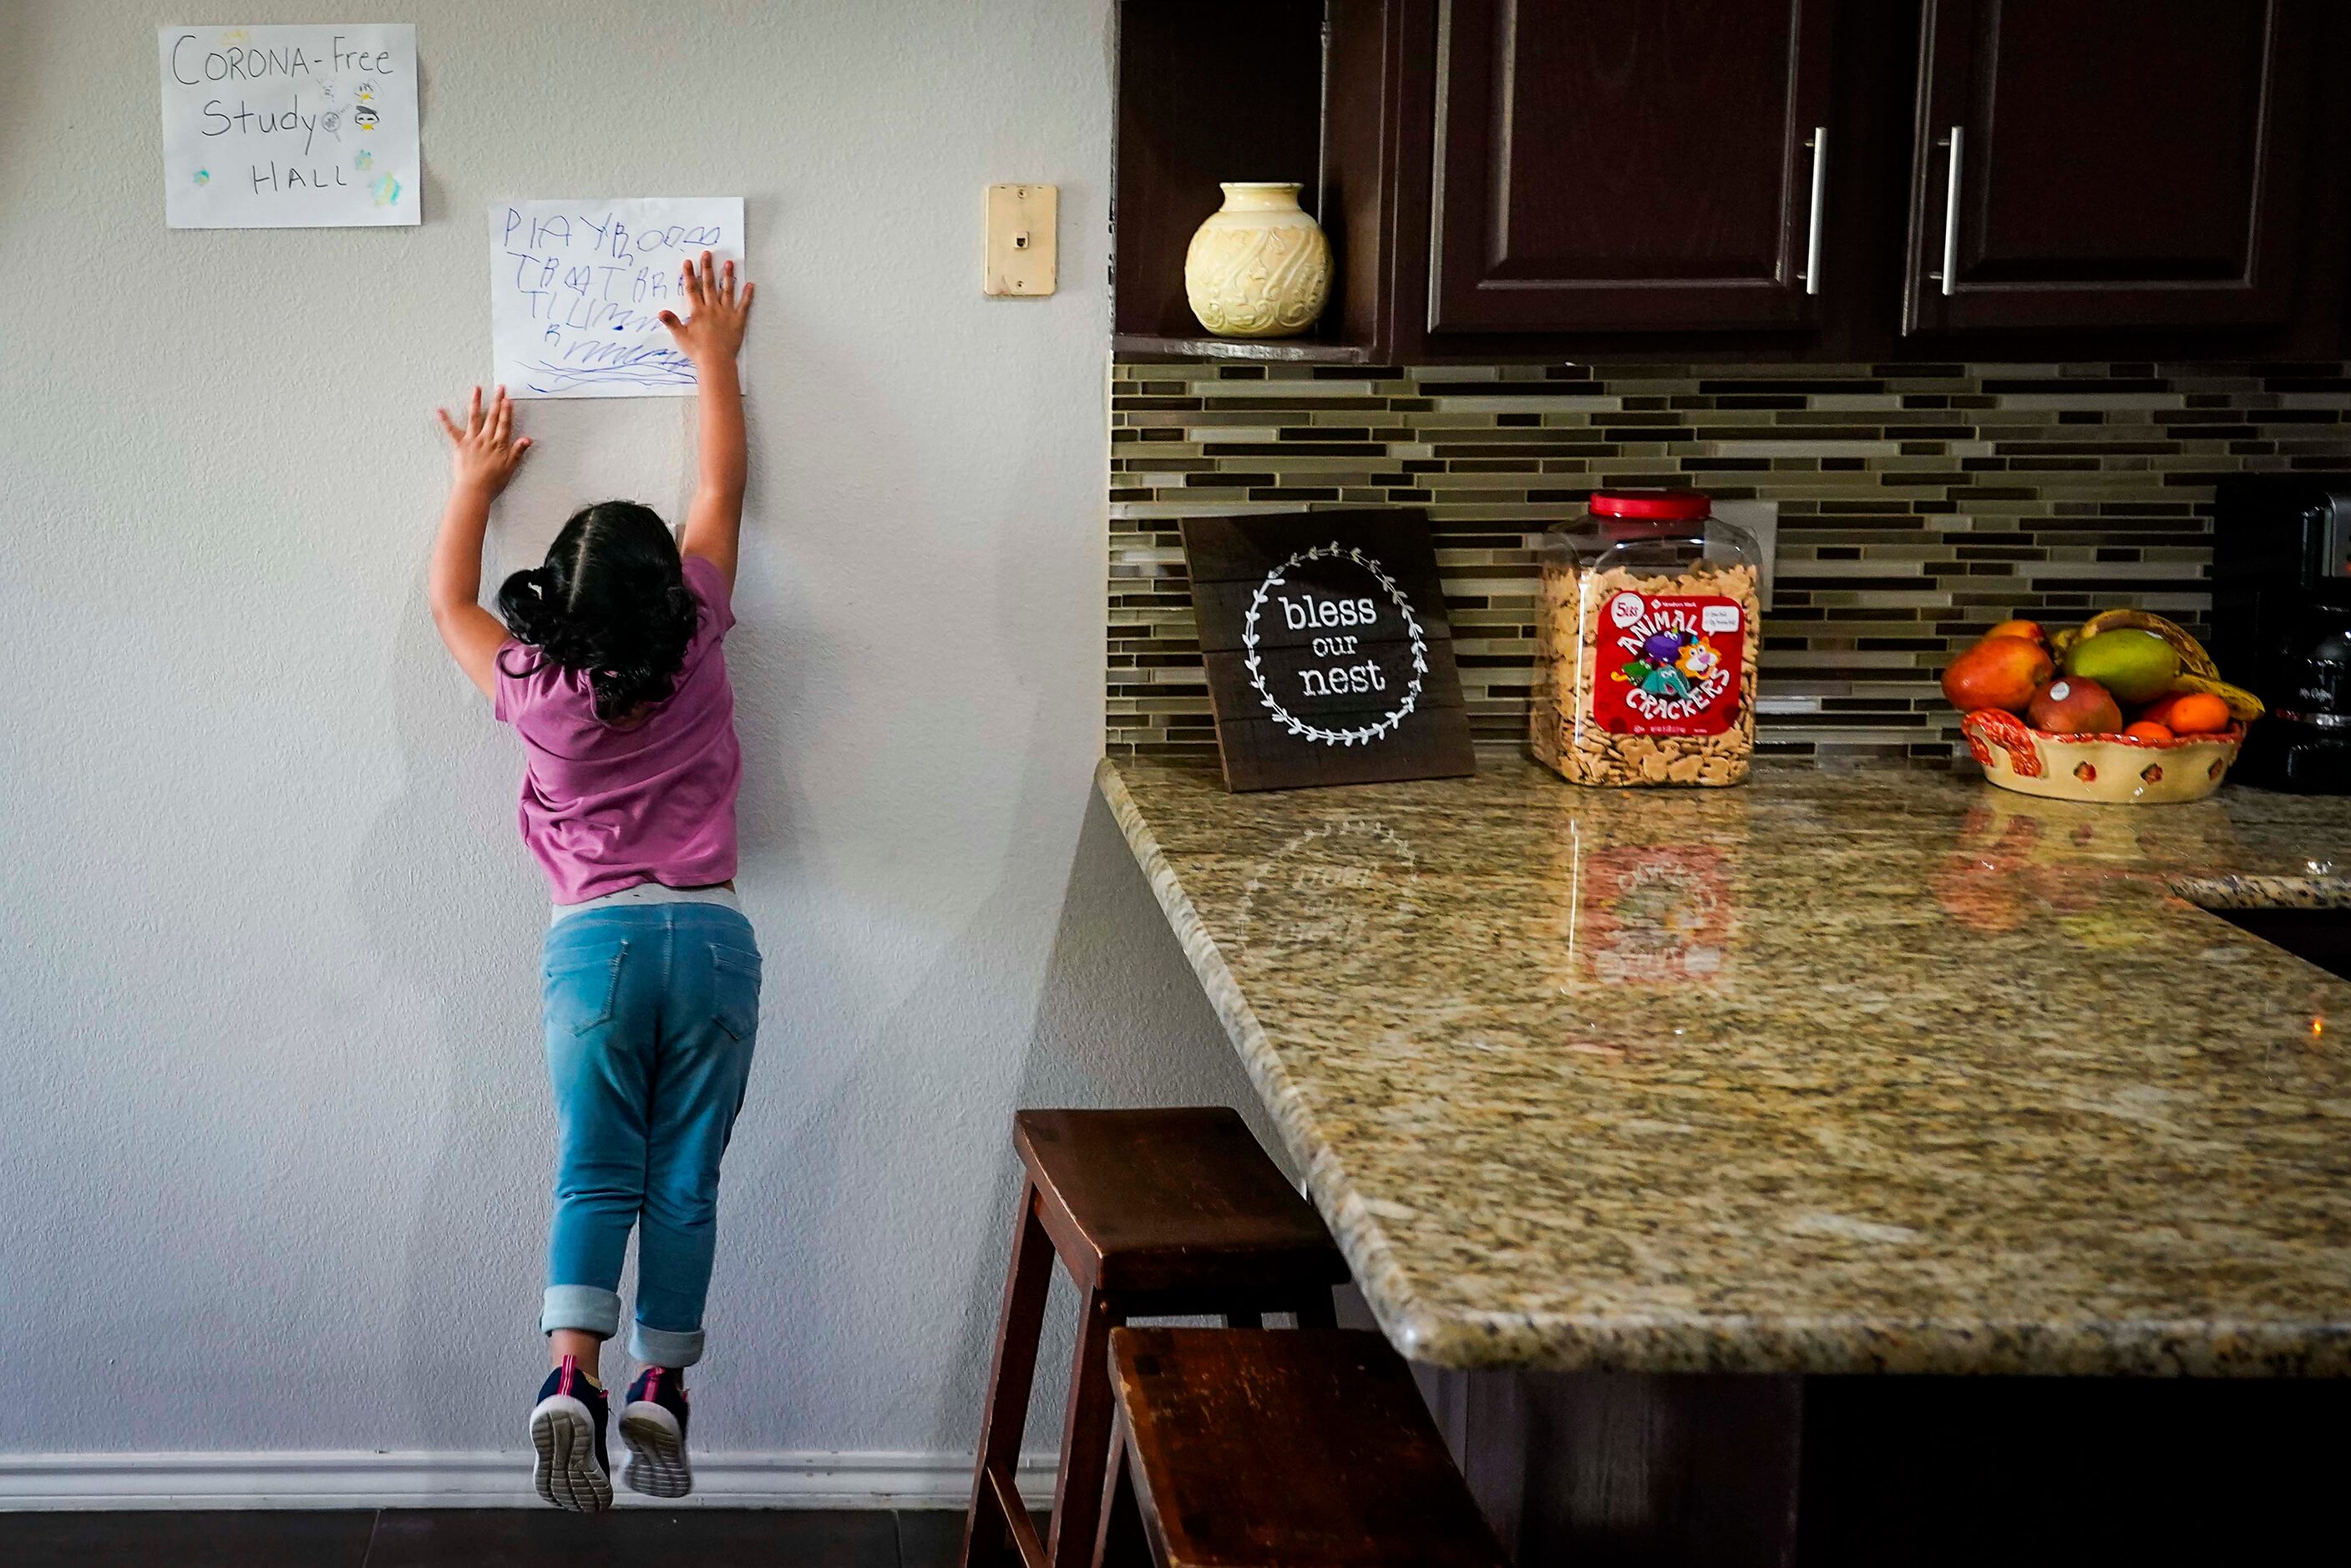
top-left (0, 1449), bottom-right (1059, 1511)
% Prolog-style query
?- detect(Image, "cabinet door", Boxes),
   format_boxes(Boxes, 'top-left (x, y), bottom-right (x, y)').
top-left (1427, 0), bottom-right (1832, 334)
top-left (1905, 0), bottom-right (2312, 333)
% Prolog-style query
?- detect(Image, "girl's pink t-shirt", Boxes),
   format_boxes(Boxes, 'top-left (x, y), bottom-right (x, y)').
top-left (494, 554), bottom-right (742, 903)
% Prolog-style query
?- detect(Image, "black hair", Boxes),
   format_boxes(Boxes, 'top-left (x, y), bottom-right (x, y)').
top-left (496, 501), bottom-right (698, 723)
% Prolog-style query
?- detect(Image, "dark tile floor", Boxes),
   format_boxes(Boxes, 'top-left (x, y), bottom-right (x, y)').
top-left (4, 1507), bottom-right (972, 1567)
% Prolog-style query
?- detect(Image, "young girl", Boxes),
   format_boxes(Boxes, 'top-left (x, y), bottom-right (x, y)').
top-left (428, 252), bottom-right (757, 1513)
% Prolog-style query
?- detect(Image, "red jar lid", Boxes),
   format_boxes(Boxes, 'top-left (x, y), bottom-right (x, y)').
top-left (1588, 488), bottom-right (1711, 520)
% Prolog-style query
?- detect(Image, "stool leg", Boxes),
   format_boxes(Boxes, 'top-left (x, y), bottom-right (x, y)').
top-left (962, 1181), bottom-right (1056, 1568)
top-left (1295, 1288), bottom-right (1337, 1328)
top-left (1092, 1409), bottom-right (1157, 1568)
top-left (1045, 1287), bottom-right (1127, 1568)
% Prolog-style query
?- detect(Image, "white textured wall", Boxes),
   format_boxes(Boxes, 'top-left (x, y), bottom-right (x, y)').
top-left (0, 0), bottom-right (1263, 1466)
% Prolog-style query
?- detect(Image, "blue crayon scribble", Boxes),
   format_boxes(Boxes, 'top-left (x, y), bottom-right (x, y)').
top-left (519, 346), bottom-right (699, 396)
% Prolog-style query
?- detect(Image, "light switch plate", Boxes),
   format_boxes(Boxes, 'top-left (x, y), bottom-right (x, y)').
top-left (984, 183), bottom-right (1057, 296)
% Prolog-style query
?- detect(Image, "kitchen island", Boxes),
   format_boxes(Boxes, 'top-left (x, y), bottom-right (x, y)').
top-left (1098, 754), bottom-right (2351, 1564)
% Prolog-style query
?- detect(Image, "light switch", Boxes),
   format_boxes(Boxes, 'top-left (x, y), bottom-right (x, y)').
top-left (984, 183), bottom-right (1057, 296)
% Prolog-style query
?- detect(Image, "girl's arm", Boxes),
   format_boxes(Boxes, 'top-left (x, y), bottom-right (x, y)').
top-left (659, 250), bottom-right (756, 590)
top-left (428, 384), bottom-right (533, 699)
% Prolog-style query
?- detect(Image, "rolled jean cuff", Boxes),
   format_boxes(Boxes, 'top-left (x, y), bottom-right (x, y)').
top-left (541, 1285), bottom-right (622, 1339)
top-left (631, 1319), bottom-right (706, 1368)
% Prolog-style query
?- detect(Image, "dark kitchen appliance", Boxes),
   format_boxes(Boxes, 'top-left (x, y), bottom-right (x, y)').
top-left (2213, 474), bottom-right (2351, 792)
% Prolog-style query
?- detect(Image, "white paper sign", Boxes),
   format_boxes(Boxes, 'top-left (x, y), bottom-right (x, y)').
top-left (158, 24), bottom-right (420, 229)
top-left (489, 199), bottom-right (745, 399)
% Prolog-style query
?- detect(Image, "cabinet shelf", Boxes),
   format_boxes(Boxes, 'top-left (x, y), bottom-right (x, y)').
top-left (1112, 0), bottom-right (1333, 346)
top-left (1112, 333), bottom-right (1376, 365)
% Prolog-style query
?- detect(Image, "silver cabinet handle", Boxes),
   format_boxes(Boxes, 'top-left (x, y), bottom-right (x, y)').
top-left (1937, 125), bottom-right (1963, 297)
top-left (1802, 126), bottom-right (1827, 296)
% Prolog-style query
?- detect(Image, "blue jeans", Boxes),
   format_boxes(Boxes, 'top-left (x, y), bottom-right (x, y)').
top-left (537, 903), bottom-right (761, 1368)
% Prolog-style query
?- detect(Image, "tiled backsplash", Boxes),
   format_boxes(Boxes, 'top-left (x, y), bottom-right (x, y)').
top-left (1108, 361), bottom-right (2351, 761)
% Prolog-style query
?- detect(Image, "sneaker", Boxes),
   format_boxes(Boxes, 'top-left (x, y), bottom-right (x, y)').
top-left (529, 1355), bottom-right (612, 1513)
top-left (618, 1365), bottom-right (693, 1499)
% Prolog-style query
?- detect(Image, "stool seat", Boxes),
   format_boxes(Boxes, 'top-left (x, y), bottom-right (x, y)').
top-left (1016, 1108), bottom-right (1349, 1295)
top-left (1097, 1328), bottom-right (1508, 1568)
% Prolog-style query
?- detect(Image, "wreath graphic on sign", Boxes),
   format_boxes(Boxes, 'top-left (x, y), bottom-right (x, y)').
top-left (1242, 543), bottom-right (1428, 746)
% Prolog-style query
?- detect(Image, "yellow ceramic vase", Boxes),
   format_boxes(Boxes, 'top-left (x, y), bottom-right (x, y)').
top-left (1183, 182), bottom-right (1332, 338)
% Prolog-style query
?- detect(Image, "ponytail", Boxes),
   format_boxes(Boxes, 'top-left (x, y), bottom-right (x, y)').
top-left (495, 564), bottom-right (563, 655)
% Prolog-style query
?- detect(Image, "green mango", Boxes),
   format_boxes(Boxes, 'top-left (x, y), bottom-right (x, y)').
top-left (2061, 629), bottom-right (2180, 706)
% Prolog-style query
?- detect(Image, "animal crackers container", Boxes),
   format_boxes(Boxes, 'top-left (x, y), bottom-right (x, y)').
top-left (1532, 490), bottom-right (1763, 787)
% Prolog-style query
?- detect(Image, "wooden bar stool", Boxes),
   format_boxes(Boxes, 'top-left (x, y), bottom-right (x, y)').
top-left (960, 1108), bottom-right (1350, 1568)
top-left (1092, 1328), bottom-right (1510, 1568)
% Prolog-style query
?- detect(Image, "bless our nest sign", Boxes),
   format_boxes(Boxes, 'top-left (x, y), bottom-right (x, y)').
top-left (1181, 512), bottom-right (1477, 792)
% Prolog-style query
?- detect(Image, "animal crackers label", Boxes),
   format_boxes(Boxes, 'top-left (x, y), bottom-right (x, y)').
top-left (1592, 592), bottom-right (1745, 736)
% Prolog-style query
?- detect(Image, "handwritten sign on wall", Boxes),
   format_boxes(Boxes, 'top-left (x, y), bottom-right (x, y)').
top-left (489, 198), bottom-right (745, 400)
top-left (157, 24), bottom-right (419, 229)
top-left (1182, 510), bottom-right (1477, 792)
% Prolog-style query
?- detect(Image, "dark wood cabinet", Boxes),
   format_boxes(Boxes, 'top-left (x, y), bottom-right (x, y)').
top-left (1110, 0), bottom-right (2349, 363)
top-left (1903, 0), bottom-right (2315, 334)
top-left (1427, 0), bottom-right (1833, 334)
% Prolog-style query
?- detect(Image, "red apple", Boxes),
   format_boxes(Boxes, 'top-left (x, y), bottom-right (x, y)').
top-left (2028, 676), bottom-right (2124, 736)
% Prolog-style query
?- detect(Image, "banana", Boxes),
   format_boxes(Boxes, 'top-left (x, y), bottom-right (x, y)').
top-left (2048, 625), bottom-right (2080, 660)
top-left (2168, 673), bottom-right (2267, 722)
top-left (2076, 609), bottom-right (2221, 679)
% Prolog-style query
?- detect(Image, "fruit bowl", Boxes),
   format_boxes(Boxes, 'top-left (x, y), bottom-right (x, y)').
top-left (1961, 710), bottom-right (2245, 803)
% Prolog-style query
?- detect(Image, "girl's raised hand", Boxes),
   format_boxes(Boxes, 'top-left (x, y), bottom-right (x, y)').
top-left (434, 385), bottom-right (533, 496)
top-left (658, 250), bottom-right (755, 366)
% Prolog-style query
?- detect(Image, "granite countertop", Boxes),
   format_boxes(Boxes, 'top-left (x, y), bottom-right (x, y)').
top-left (1098, 754), bottom-right (2351, 1376)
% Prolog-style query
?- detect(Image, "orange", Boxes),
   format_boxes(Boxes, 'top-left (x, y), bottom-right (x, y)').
top-left (2123, 721), bottom-right (2174, 743)
top-left (2136, 694), bottom-right (2182, 728)
top-left (2166, 692), bottom-right (2230, 735)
